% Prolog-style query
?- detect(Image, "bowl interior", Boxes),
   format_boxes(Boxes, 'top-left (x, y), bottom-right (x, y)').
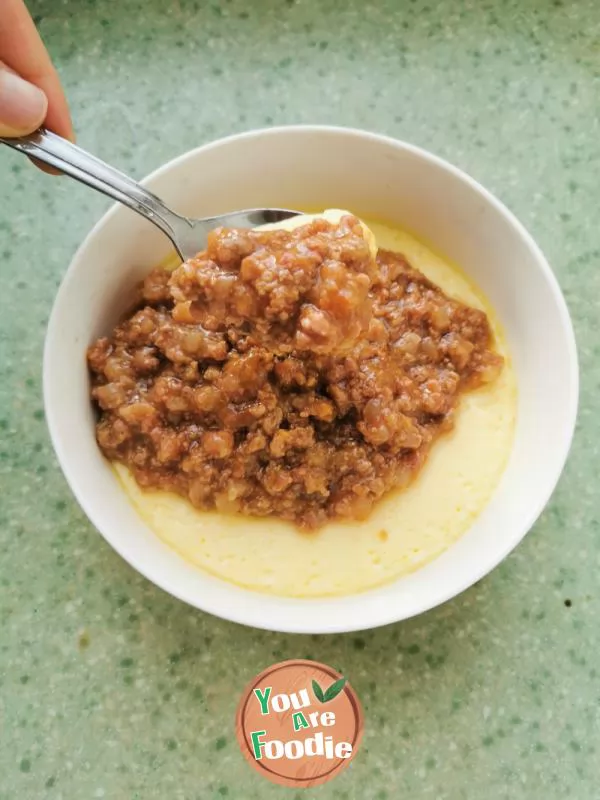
top-left (44, 127), bottom-right (578, 633)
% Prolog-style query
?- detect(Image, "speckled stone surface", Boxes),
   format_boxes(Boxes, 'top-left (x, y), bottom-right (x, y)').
top-left (0, 0), bottom-right (598, 797)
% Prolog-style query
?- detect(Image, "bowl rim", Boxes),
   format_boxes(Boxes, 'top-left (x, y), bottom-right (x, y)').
top-left (43, 124), bottom-right (579, 633)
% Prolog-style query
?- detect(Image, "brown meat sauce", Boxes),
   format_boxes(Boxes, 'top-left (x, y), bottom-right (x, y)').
top-left (88, 215), bottom-right (503, 529)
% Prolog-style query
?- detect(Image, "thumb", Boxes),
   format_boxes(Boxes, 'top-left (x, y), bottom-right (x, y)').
top-left (0, 64), bottom-right (48, 137)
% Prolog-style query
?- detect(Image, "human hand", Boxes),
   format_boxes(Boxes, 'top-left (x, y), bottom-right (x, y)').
top-left (0, 0), bottom-right (73, 141)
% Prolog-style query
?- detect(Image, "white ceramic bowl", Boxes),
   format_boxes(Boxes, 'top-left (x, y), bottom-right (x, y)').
top-left (44, 126), bottom-right (578, 633)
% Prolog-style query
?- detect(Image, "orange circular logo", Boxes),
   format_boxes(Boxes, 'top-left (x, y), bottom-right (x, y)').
top-left (235, 659), bottom-right (363, 788)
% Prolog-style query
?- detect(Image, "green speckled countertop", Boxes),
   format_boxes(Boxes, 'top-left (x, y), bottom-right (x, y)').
top-left (0, 0), bottom-right (598, 797)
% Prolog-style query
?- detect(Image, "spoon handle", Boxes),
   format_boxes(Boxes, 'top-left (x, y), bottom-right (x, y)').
top-left (0, 128), bottom-right (189, 254)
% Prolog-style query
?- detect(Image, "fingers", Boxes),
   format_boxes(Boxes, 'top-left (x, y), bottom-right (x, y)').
top-left (0, 62), bottom-right (47, 136)
top-left (0, 0), bottom-right (73, 141)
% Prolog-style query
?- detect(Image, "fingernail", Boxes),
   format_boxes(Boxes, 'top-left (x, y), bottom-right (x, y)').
top-left (0, 69), bottom-right (48, 136)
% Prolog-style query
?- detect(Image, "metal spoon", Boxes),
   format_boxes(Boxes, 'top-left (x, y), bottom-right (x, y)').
top-left (0, 128), bottom-right (299, 260)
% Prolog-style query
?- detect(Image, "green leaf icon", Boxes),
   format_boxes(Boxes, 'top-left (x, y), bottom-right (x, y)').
top-left (323, 677), bottom-right (347, 702)
top-left (312, 677), bottom-right (347, 703)
top-left (312, 679), bottom-right (325, 703)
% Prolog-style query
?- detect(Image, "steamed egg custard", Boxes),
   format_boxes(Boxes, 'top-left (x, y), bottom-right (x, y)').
top-left (106, 211), bottom-right (516, 598)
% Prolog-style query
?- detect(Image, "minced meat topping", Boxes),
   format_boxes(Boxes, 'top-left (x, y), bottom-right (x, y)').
top-left (88, 215), bottom-right (503, 529)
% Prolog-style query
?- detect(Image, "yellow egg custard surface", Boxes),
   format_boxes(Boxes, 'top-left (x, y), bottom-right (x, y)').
top-left (113, 215), bottom-right (517, 598)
